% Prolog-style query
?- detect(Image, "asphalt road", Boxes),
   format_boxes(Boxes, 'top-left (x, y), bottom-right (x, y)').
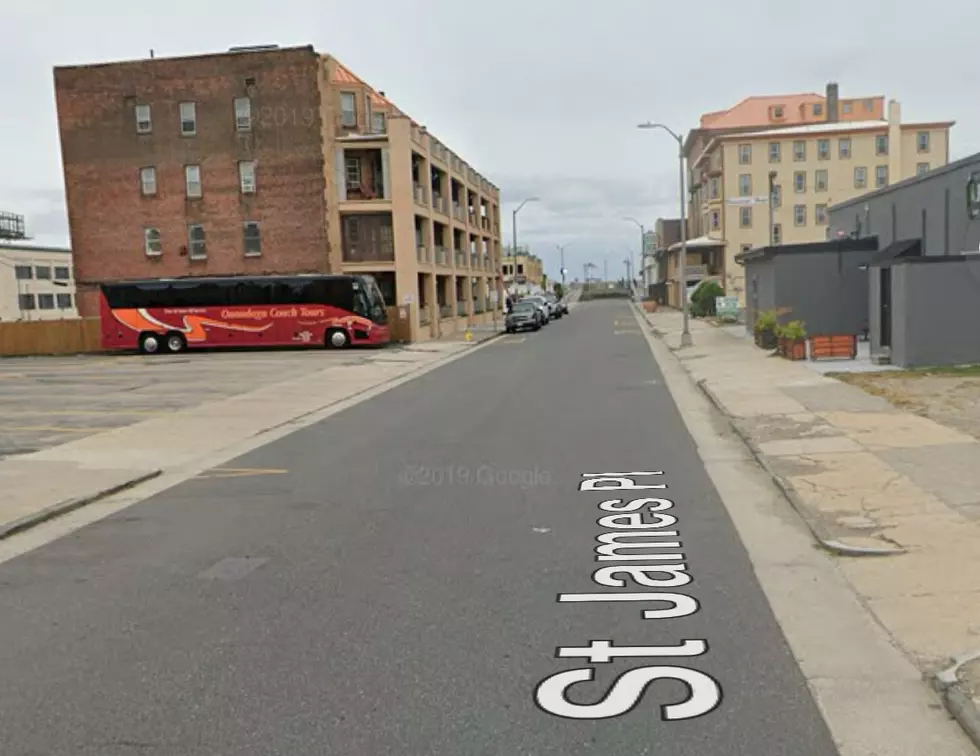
top-left (0, 300), bottom-right (840, 755)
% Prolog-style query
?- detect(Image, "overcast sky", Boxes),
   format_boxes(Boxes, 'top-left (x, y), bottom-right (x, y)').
top-left (3, 0), bottom-right (979, 281)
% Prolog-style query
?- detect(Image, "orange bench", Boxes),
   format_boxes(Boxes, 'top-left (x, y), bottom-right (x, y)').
top-left (809, 334), bottom-right (857, 361)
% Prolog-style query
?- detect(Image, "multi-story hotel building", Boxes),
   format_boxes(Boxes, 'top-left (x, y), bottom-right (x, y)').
top-left (54, 44), bottom-right (502, 341)
top-left (0, 242), bottom-right (77, 322)
top-left (680, 84), bottom-right (954, 304)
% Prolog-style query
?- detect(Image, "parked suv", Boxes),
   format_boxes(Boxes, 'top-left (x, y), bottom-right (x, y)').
top-left (522, 296), bottom-right (552, 323)
top-left (505, 301), bottom-right (543, 332)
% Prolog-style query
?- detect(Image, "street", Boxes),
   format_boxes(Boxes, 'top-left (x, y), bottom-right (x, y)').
top-left (0, 300), bottom-right (843, 755)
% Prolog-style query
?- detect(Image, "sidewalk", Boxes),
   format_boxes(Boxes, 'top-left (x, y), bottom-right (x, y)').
top-left (641, 306), bottom-right (980, 743)
top-left (0, 339), bottom-right (494, 541)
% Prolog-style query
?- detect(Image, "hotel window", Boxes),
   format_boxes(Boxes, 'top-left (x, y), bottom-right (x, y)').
top-left (19, 294), bottom-right (36, 311)
top-left (239, 161), bottom-right (256, 194)
top-left (815, 204), bottom-right (828, 225)
top-left (817, 139), bottom-right (830, 160)
top-left (771, 184), bottom-right (782, 208)
top-left (345, 156), bottom-right (361, 188)
top-left (54, 266), bottom-right (70, 280)
top-left (38, 293), bottom-right (55, 310)
top-left (813, 103), bottom-right (823, 117)
top-left (234, 97), bottom-right (252, 132)
top-left (794, 171), bottom-right (806, 193)
top-left (188, 224), bottom-right (207, 259)
top-left (740, 207), bottom-right (752, 228)
top-left (772, 223), bottom-right (782, 244)
top-left (14, 265), bottom-right (31, 280)
top-left (815, 169), bottom-right (828, 192)
top-left (854, 166), bottom-right (867, 189)
top-left (739, 174), bottom-right (752, 196)
top-left (842, 101), bottom-right (852, 114)
top-left (135, 104), bottom-right (152, 133)
top-left (916, 162), bottom-right (930, 176)
top-left (340, 92), bottom-right (357, 126)
top-left (139, 166), bottom-right (157, 196)
top-left (372, 111), bottom-right (386, 133)
top-left (185, 165), bottom-right (202, 198)
top-left (864, 99), bottom-right (874, 111)
top-left (875, 165), bottom-right (889, 188)
top-left (769, 142), bottom-right (781, 163)
top-left (57, 293), bottom-right (73, 309)
top-left (839, 138), bottom-right (851, 158)
top-left (875, 134), bottom-right (888, 156)
top-left (772, 106), bottom-right (784, 118)
top-left (917, 131), bottom-right (930, 153)
top-left (35, 266), bottom-right (51, 280)
top-left (794, 205), bottom-right (807, 226)
top-left (793, 141), bottom-right (806, 161)
top-left (243, 222), bottom-right (261, 256)
top-left (738, 144), bottom-right (752, 164)
top-left (144, 228), bottom-right (162, 256)
top-left (179, 101), bottom-right (197, 135)
top-left (709, 177), bottom-right (720, 199)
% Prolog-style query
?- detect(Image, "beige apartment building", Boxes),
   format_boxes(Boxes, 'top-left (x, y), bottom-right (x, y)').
top-left (501, 248), bottom-right (544, 293)
top-left (0, 243), bottom-right (77, 322)
top-left (680, 83), bottom-right (954, 304)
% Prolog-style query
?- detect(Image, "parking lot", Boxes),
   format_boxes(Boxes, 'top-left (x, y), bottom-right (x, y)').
top-left (0, 349), bottom-right (374, 458)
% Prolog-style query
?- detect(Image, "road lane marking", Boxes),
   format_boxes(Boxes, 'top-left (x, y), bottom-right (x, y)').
top-left (198, 556), bottom-right (269, 580)
top-left (496, 336), bottom-right (526, 344)
top-left (614, 329), bottom-right (641, 335)
top-left (194, 467), bottom-right (289, 480)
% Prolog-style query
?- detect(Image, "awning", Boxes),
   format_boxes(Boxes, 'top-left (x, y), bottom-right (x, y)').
top-left (667, 235), bottom-right (724, 252)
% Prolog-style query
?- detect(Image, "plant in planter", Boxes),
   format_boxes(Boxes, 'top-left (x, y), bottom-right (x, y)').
top-left (690, 280), bottom-right (725, 318)
top-left (776, 320), bottom-right (807, 360)
top-left (754, 310), bottom-right (778, 349)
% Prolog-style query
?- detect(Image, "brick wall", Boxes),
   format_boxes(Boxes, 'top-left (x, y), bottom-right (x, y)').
top-left (54, 46), bottom-right (330, 315)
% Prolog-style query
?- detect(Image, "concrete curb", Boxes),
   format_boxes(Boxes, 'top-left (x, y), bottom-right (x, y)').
top-left (631, 303), bottom-right (906, 559)
top-left (0, 470), bottom-right (162, 541)
top-left (933, 652), bottom-right (980, 751)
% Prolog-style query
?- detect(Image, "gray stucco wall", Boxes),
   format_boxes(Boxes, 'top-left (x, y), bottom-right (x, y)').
top-left (828, 155), bottom-right (980, 255)
top-left (890, 259), bottom-right (980, 367)
top-left (868, 267), bottom-right (882, 355)
top-left (772, 250), bottom-right (875, 335)
top-left (744, 259), bottom-right (775, 332)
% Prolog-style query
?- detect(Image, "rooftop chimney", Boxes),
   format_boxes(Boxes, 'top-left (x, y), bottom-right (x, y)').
top-left (826, 82), bottom-right (839, 123)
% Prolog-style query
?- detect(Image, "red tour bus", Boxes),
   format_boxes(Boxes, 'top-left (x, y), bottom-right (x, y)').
top-left (100, 274), bottom-right (390, 354)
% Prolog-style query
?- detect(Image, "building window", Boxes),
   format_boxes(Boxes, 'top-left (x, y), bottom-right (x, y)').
top-left (815, 204), bottom-right (828, 225)
top-left (38, 293), bottom-right (55, 310)
top-left (709, 177), bottom-right (720, 199)
top-left (917, 162), bottom-right (930, 176)
top-left (185, 165), bottom-right (202, 198)
top-left (139, 166), bottom-right (157, 196)
top-left (864, 99), bottom-right (874, 111)
top-left (56, 293), bottom-right (73, 309)
top-left (14, 265), bottom-right (31, 280)
top-left (771, 184), bottom-right (782, 208)
top-left (772, 223), bottom-right (782, 244)
top-left (917, 131), bottom-right (930, 153)
top-left (340, 92), bottom-right (357, 126)
top-left (710, 210), bottom-right (720, 230)
top-left (243, 222), bottom-right (261, 256)
top-left (842, 101), bottom-right (852, 114)
top-left (793, 141), bottom-right (806, 161)
top-left (817, 139), bottom-right (830, 160)
top-left (794, 171), bottom-right (806, 193)
top-left (188, 224), bottom-right (206, 259)
top-left (35, 266), bottom-right (51, 280)
top-left (54, 266), bottom-right (70, 280)
top-left (740, 206), bottom-right (752, 228)
top-left (875, 165), bottom-right (888, 188)
top-left (738, 174), bottom-right (752, 196)
top-left (135, 104), bottom-right (152, 133)
top-left (854, 166), bottom-right (867, 189)
top-left (815, 169), bottom-right (828, 192)
top-left (772, 106), bottom-right (784, 118)
top-left (18, 294), bottom-right (36, 311)
top-left (839, 138), bottom-right (851, 158)
top-left (738, 144), bottom-right (752, 164)
top-left (740, 244), bottom-right (753, 254)
top-left (234, 97), bottom-right (252, 131)
top-left (345, 156), bottom-right (361, 189)
top-left (179, 101), bottom-right (197, 135)
top-left (372, 111), bottom-right (385, 134)
top-left (769, 142), bottom-right (781, 163)
top-left (239, 161), bottom-right (256, 194)
top-left (813, 103), bottom-right (823, 117)
top-left (875, 134), bottom-right (888, 156)
top-left (144, 227), bottom-right (162, 256)
top-left (794, 205), bottom-right (807, 226)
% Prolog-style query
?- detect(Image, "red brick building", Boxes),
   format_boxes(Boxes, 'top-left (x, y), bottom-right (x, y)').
top-left (55, 45), bottom-right (332, 316)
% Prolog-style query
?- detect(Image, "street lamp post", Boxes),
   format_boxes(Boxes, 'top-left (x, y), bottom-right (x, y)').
top-left (637, 121), bottom-right (692, 347)
top-left (556, 243), bottom-right (571, 289)
top-left (624, 217), bottom-right (644, 295)
top-left (511, 197), bottom-right (539, 297)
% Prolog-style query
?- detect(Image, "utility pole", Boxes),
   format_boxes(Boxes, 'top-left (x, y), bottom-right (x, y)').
top-left (511, 197), bottom-right (539, 297)
top-left (768, 171), bottom-right (777, 247)
top-left (557, 243), bottom-right (572, 288)
top-left (624, 217), bottom-right (645, 295)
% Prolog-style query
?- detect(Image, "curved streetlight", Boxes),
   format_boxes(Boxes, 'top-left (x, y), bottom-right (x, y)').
top-left (511, 197), bottom-right (539, 295)
top-left (637, 121), bottom-right (692, 347)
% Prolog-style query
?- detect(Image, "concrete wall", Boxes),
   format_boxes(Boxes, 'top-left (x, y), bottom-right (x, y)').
top-left (889, 259), bottom-right (980, 367)
top-left (772, 248), bottom-right (875, 334)
top-left (829, 153), bottom-right (980, 255)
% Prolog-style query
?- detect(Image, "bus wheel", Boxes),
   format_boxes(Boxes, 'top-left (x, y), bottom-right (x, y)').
top-left (325, 328), bottom-right (349, 349)
top-left (139, 333), bottom-right (162, 355)
top-left (165, 332), bottom-right (187, 353)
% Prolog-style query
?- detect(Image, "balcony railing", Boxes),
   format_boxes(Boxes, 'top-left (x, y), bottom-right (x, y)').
top-left (417, 245), bottom-right (429, 263)
top-left (432, 195), bottom-right (448, 215)
top-left (435, 247), bottom-right (449, 266)
top-left (411, 125), bottom-right (425, 146)
top-left (474, 301), bottom-right (485, 314)
top-left (480, 216), bottom-right (489, 231)
top-left (484, 257), bottom-right (492, 271)
top-left (456, 302), bottom-right (467, 317)
top-left (470, 253), bottom-right (479, 268)
top-left (685, 264), bottom-right (708, 276)
top-left (439, 304), bottom-right (452, 319)
top-left (453, 204), bottom-right (465, 222)
top-left (455, 250), bottom-right (465, 267)
top-left (420, 309), bottom-right (431, 325)
top-left (468, 212), bottom-right (477, 225)
top-left (414, 184), bottom-right (428, 206)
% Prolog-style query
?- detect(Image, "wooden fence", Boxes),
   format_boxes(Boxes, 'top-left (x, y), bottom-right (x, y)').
top-left (0, 318), bottom-right (102, 357)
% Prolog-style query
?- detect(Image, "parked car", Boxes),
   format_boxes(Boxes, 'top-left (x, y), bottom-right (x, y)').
top-left (542, 292), bottom-right (565, 317)
top-left (505, 301), bottom-right (543, 332)
top-left (522, 296), bottom-right (552, 323)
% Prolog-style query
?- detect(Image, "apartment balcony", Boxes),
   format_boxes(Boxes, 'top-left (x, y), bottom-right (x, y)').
top-left (339, 148), bottom-right (389, 204)
top-left (419, 308), bottom-right (431, 325)
top-left (483, 257), bottom-right (492, 272)
top-left (341, 214), bottom-right (395, 262)
top-left (453, 203), bottom-right (466, 223)
top-left (432, 195), bottom-right (448, 216)
top-left (430, 140), bottom-right (448, 164)
top-left (439, 304), bottom-right (452, 319)
top-left (470, 253), bottom-right (479, 268)
top-left (417, 245), bottom-right (430, 264)
top-left (480, 217), bottom-right (490, 232)
top-left (468, 211), bottom-right (478, 226)
top-left (474, 300), bottom-right (485, 314)
top-left (455, 250), bottom-right (466, 267)
top-left (411, 125), bottom-right (426, 147)
top-left (434, 246), bottom-right (449, 265)
top-left (413, 184), bottom-right (428, 206)
top-left (456, 302), bottom-right (467, 317)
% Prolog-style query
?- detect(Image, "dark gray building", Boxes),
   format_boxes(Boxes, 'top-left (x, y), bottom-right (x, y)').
top-left (736, 236), bottom-right (879, 336)
top-left (827, 151), bottom-right (980, 255)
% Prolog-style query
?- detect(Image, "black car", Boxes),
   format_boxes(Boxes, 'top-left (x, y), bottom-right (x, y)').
top-left (505, 301), bottom-right (543, 332)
